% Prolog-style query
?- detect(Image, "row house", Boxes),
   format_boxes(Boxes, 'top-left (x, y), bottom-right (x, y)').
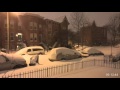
top-left (80, 21), bottom-right (107, 46)
top-left (0, 12), bottom-right (69, 50)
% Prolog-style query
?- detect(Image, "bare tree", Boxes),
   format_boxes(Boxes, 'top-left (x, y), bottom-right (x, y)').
top-left (70, 12), bottom-right (89, 46)
top-left (108, 13), bottom-right (120, 44)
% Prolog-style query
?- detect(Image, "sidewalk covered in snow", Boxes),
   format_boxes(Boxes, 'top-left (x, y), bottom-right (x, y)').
top-left (51, 66), bottom-right (120, 78)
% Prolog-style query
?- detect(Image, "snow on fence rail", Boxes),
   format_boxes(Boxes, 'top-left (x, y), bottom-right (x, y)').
top-left (2, 60), bottom-right (120, 78)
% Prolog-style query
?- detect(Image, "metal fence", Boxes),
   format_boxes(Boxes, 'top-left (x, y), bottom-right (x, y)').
top-left (2, 59), bottom-right (120, 78)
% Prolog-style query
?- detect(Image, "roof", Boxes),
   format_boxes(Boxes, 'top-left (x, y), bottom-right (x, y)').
top-left (55, 16), bottom-right (65, 23)
top-left (54, 16), bottom-right (69, 24)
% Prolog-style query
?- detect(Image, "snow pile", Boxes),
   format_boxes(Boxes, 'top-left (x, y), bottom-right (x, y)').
top-left (82, 47), bottom-right (104, 55)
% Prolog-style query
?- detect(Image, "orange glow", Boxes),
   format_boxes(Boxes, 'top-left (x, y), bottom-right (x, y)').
top-left (11, 12), bottom-right (21, 15)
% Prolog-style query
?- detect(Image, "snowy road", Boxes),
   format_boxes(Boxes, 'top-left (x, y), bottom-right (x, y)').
top-left (0, 46), bottom-right (120, 78)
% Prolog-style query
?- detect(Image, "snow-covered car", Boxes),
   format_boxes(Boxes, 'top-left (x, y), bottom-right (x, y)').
top-left (0, 48), bottom-right (7, 53)
top-left (15, 46), bottom-right (45, 56)
top-left (112, 52), bottom-right (120, 62)
top-left (48, 47), bottom-right (81, 61)
top-left (77, 47), bottom-right (104, 57)
top-left (0, 52), bottom-right (27, 71)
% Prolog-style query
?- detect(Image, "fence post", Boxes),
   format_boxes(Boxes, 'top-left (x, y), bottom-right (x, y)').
top-left (19, 73), bottom-right (21, 78)
top-left (67, 64), bottom-right (69, 72)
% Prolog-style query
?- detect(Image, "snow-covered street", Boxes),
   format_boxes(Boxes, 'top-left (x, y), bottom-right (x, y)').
top-left (0, 46), bottom-right (120, 78)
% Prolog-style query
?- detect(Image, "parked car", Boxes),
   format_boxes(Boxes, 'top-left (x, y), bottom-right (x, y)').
top-left (0, 52), bottom-right (27, 71)
top-left (15, 46), bottom-right (45, 56)
top-left (112, 52), bottom-right (120, 62)
top-left (0, 48), bottom-right (7, 53)
top-left (77, 47), bottom-right (104, 57)
top-left (48, 47), bottom-right (81, 61)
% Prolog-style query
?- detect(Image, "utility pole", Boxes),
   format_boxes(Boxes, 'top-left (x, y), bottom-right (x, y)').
top-left (7, 12), bottom-right (10, 53)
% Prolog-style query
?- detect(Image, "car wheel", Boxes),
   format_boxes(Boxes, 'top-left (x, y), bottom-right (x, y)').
top-left (61, 58), bottom-right (66, 60)
top-left (13, 65), bottom-right (24, 69)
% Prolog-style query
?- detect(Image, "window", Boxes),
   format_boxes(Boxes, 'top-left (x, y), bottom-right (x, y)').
top-left (27, 49), bottom-right (31, 52)
top-left (18, 22), bottom-right (22, 30)
top-left (39, 24), bottom-right (42, 28)
top-left (29, 22), bottom-right (33, 30)
top-left (10, 32), bottom-right (14, 41)
top-left (30, 33), bottom-right (33, 42)
top-left (30, 33), bottom-right (37, 42)
top-left (10, 20), bottom-right (14, 28)
top-left (33, 48), bottom-right (43, 51)
top-left (33, 22), bottom-right (37, 30)
top-left (34, 33), bottom-right (37, 42)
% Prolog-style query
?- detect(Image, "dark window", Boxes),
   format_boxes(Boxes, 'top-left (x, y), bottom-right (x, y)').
top-left (33, 48), bottom-right (43, 51)
top-left (27, 49), bottom-right (31, 52)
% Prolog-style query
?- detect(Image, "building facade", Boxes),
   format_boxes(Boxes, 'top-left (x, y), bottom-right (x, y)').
top-left (80, 21), bottom-right (107, 46)
top-left (0, 12), bottom-right (69, 50)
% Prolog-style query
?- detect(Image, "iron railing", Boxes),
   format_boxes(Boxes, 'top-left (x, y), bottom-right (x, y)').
top-left (1, 59), bottom-right (120, 78)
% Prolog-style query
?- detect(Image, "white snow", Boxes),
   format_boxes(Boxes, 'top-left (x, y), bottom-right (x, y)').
top-left (51, 66), bottom-right (120, 78)
top-left (0, 46), bottom-right (120, 78)
top-left (48, 47), bottom-right (80, 60)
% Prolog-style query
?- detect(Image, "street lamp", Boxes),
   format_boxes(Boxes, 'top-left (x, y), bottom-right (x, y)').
top-left (7, 12), bottom-right (10, 53)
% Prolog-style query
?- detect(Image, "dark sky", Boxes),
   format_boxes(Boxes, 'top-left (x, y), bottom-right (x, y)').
top-left (20, 12), bottom-right (119, 27)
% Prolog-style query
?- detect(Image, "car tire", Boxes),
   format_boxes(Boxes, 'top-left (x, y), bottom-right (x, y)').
top-left (61, 58), bottom-right (66, 60)
top-left (13, 64), bottom-right (24, 69)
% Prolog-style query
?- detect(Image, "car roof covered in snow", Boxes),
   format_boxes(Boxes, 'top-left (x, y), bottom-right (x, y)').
top-left (50, 47), bottom-right (80, 55)
top-left (15, 46), bottom-right (44, 54)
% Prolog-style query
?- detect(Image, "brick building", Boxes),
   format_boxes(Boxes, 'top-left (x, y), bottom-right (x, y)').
top-left (80, 21), bottom-right (107, 46)
top-left (0, 12), bottom-right (69, 50)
